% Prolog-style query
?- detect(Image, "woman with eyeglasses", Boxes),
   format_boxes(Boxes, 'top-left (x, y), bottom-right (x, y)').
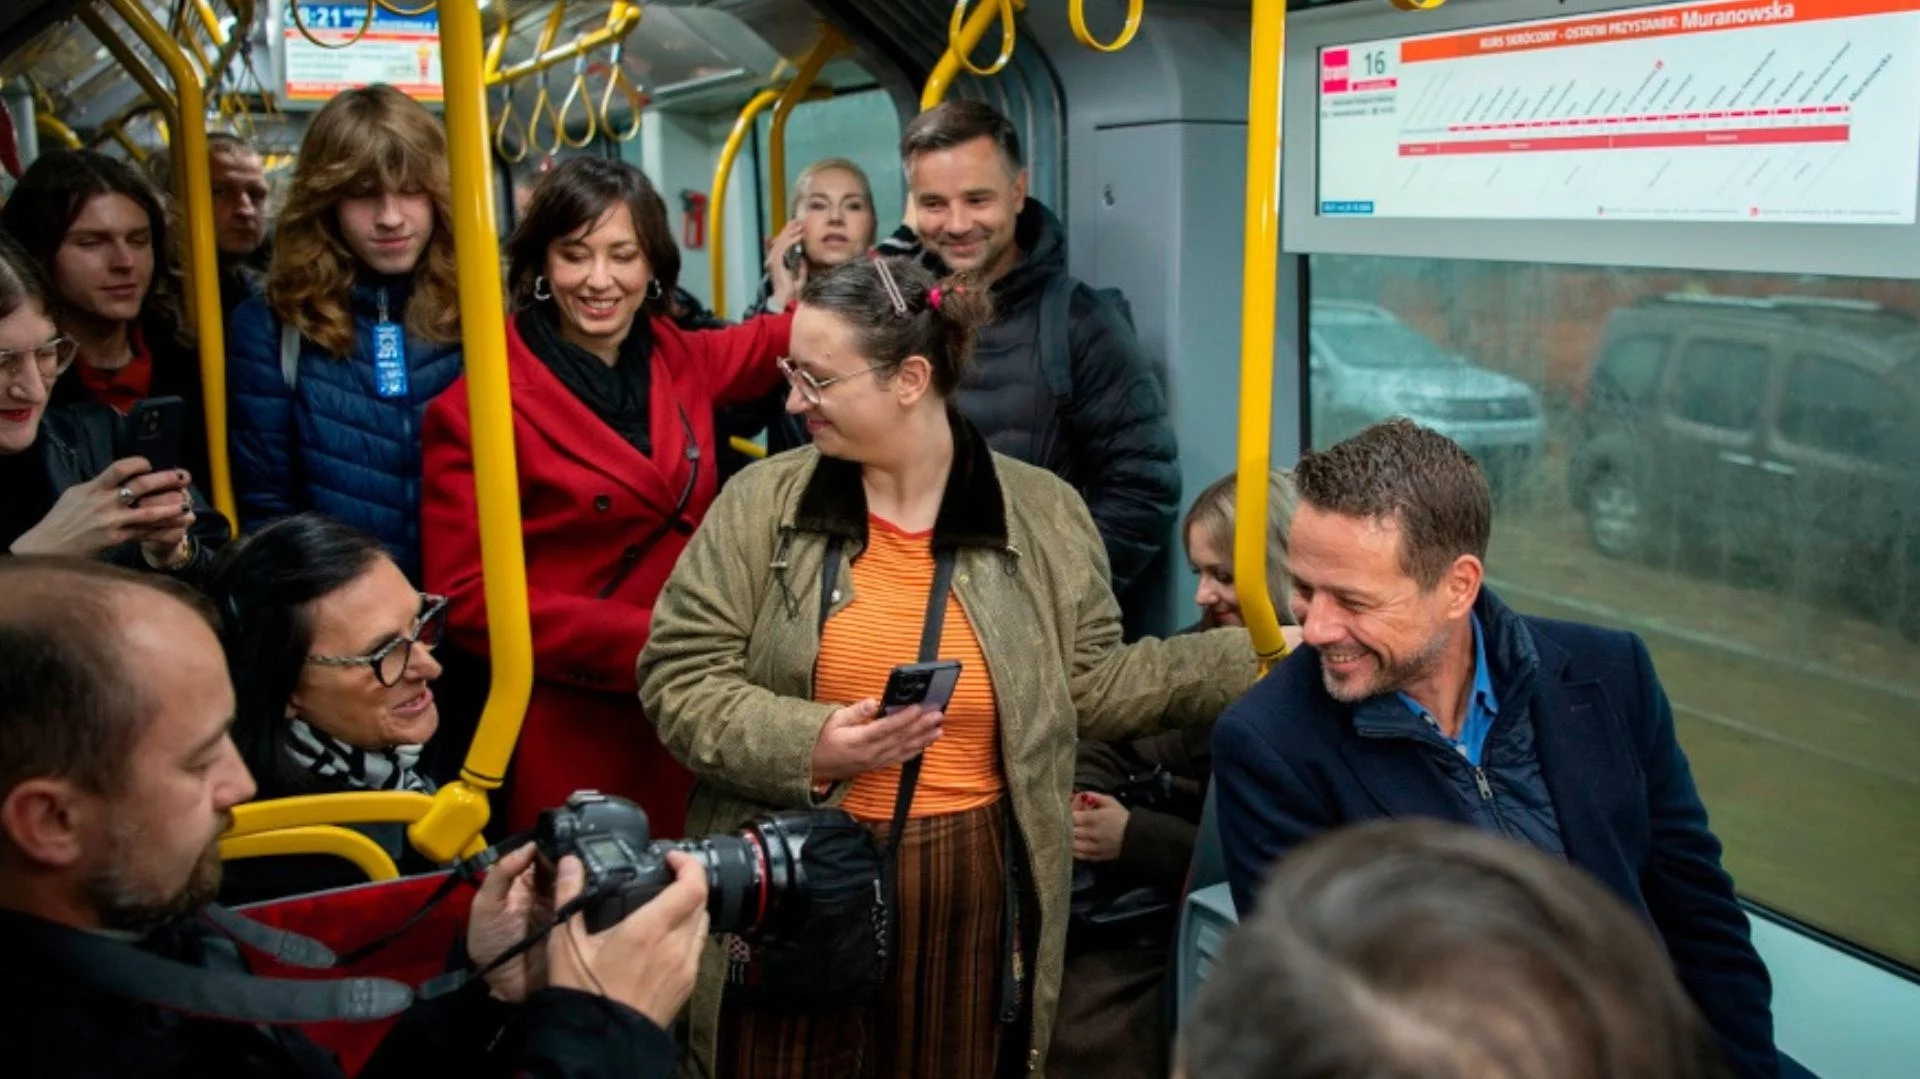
top-left (0, 232), bottom-right (224, 577)
top-left (638, 257), bottom-right (1255, 1079)
top-left (422, 156), bottom-right (790, 837)
top-left (205, 513), bottom-right (447, 903)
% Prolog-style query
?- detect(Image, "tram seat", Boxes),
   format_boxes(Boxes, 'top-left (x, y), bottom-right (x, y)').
top-left (237, 870), bottom-right (475, 1077)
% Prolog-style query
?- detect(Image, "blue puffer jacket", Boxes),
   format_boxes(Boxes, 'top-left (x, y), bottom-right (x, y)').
top-left (227, 277), bottom-right (463, 580)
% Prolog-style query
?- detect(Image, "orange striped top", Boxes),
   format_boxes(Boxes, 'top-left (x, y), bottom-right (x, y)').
top-left (818, 516), bottom-right (1004, 821)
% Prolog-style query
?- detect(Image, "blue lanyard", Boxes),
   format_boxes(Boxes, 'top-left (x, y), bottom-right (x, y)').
top-left (372, 287), bottom-right (409, 400)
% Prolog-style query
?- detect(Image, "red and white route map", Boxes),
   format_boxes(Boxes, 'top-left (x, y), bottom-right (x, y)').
top-left (1315, 0), bottom-right (1920, 223)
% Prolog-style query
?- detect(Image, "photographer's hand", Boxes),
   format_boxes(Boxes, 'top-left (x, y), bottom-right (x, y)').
top-left (548, 852), bottom-right (710, 1028)
top-left (810, 700), bottom-right (944, 783)
top-left (467, 845), bottom-right (549, 1003)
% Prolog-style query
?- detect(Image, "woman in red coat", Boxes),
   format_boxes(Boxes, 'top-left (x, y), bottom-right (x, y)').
top-left (421, 157), bottom-right (794, 836)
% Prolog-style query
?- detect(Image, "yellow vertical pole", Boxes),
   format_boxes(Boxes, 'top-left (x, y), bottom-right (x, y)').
top-left (1236, 0), bottom-right (1288, 670)
top-left (709, 87), bottom-right (783, 318)
top-left (103, 0), bottom-right (235, 529)
top-left (768, 31), bottom-right (845, 232)
top-left (405, 0), bottom-right (535, 864)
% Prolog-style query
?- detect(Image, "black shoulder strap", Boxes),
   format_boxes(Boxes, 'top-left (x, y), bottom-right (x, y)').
top-left (816, 535), bottom-right (845, 636)
top-left (11, 914), bottom-right (414, 1026)
top-left (887, 547), bottom-right (957, 854)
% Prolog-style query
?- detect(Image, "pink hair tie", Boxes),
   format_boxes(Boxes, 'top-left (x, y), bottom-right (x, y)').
top-left (929, 287), bottom-right (944, 309)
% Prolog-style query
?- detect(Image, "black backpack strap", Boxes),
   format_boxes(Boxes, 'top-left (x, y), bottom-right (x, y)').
top-left (887, 547), bottom-right (957, 854)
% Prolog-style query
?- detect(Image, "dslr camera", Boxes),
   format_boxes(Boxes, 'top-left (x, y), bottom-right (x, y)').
top-left (534, 791), bottom-right (834, 936)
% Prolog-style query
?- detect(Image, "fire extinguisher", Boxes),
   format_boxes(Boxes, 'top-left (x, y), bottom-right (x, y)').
top-left (680, 190), bottom-right (707, 249)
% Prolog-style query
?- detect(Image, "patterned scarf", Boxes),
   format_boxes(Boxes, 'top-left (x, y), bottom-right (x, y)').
top-left (283, 717), bottom-right (433, 793)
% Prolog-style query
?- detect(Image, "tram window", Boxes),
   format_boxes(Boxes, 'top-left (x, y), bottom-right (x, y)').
top-left (1669, 341), bottom-right (1768, 432)
top-left (1589, 334), bottom-right (1668, 413)
top-left (1308, 254), bottom-right (1920, 973)
top-left (1776, 356), bottom-right (1905, 461)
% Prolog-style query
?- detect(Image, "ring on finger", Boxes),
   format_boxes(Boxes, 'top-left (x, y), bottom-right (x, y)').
top-left (117, 486), bottom-right (137, 508)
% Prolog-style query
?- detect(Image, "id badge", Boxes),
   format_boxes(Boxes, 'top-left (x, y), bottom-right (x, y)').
top-left (373, 323), bottom-right (409, 399)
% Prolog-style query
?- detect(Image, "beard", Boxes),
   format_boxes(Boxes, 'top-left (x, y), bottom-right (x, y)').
top-left (86, 811), bottom-right (230, 934)
top-left (1319, 628), bottom-right (1452, 704)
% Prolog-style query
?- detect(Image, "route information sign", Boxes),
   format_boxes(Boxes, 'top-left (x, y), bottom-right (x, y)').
top-left (284, 4), bottom-right (442, 106)
top-left (1316, 0), bottom-right (1920, 223)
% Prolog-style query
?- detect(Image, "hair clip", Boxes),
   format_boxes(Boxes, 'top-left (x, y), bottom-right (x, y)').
top-left (929, 287), bottom-right (943, 309)
top-left (874, 258), bottom-right (909, 317)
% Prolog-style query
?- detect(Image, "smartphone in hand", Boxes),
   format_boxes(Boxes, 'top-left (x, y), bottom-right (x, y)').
top-left (113, 396), bottom-right (188, 477)
top-left (880, 660), bottom-right (962, 717)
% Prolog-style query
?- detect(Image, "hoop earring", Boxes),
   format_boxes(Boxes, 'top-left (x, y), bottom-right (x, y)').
top-left (647, 279), bottom-right (664, 301)
top-left (533, 275), bottom-right (552, 301)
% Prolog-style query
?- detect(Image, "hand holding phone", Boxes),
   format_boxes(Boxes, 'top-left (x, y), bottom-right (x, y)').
top-left (809, 660), bottom-right (961, 784)
top-left (113, 396), bottom-right (188, 479)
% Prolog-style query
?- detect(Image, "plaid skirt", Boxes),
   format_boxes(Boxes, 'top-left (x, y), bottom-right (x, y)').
top-left (716, 801), bottom-right (1018, 1079)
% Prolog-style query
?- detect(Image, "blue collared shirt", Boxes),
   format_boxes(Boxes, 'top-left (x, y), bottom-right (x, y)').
top-left (1398, 613), bottom-right (1499, 767)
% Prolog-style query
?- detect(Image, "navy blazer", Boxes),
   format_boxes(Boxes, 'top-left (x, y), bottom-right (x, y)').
top-left (1213, 591), bottom-right (1778, 1079)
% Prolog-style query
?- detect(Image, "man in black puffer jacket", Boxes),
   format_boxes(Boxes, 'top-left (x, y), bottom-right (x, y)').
top-left (881, 101), bottom-right (1181, 609)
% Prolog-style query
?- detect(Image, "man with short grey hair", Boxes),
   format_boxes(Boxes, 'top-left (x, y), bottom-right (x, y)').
top-left (1213, 418), bottom-right (1778, 1078)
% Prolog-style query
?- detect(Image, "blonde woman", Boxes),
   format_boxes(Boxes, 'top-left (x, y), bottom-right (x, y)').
top-left (1052, 469), bottom-right (1299, 1079)
top-left (227, 84), bottom-right (463, 580)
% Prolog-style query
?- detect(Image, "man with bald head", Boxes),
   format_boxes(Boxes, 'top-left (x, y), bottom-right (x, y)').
top-left (0, 558), bottom-right (706, 1078)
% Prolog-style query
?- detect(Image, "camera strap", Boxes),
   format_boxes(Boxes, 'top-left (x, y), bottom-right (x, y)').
top-left (888, 546), bottom-right (956, 855)
top-left (331, 830), bottom-right (537, 967)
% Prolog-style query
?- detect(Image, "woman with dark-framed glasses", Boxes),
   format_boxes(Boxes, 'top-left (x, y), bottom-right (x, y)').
top-left (0, 231), bottom-right (225, 578)
top-left (205, 513), bottom-right (449, 903)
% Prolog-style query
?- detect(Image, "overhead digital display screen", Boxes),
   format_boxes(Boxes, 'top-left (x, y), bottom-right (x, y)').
top-left (1315, 0), bottom-right (1920, 223)
top-left (283, 4), bottom-right (442, 107)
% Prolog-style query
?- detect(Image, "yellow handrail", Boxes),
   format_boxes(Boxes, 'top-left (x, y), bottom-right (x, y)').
top-left (924, 0), bottom-right (1024, 110)
top-left (485, 0), bottom-right (513, 81)
top-left (768, 30), bottom-right (847, 233)
top-left (221, 826), bottom-right (402, 880)
top-left (410, 0), bottom-right (537, 865)
top-left (947, 0), bottom-right (1017, 78)
top-left (1390, 0), bottom-right (1449, 7)
top-left (228, 789), bottom-right (434, 836)
top-left (77, 9), bottom-right (178, 120)
top-left (35, 114), bottom-right (83, 149)
top-left (729, 436), bottom-right (768, 460)
top-left (1235, 0), bottom-right (1287, 672)
top-left (1069, 0), bottom-right (1144, 52)
top-left (103, 0), bottom-right (236, 531)
top-left (708, 87), bottom-right (783, 317)
top-left (488, 1), bottom-right (641, 86)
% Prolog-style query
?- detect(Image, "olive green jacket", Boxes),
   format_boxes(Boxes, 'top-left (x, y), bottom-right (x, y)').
top-left (637, 414), bottom-right (1255, 1077)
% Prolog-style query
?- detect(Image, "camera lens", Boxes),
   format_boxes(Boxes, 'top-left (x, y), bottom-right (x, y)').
top-left (673, 834), bottom-right (762, 936)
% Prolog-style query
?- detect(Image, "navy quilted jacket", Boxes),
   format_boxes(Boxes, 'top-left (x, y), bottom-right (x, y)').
top-left (227, 278), bottom-right (463, 580)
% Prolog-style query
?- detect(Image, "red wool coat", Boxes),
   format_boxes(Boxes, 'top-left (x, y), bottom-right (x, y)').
top-left (422, 311), bottom-right (791, 836)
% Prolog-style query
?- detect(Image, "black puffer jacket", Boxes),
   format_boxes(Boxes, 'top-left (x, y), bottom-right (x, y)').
top-left (883, 201), bottom-right (1180, 595)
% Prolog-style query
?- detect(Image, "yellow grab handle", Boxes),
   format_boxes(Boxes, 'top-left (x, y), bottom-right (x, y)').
top-left (528, 73), bottom-right (564, 154)
top-left (1070, 0), bottom-right (1144, 53)
top-left (556, 55), bottom-right (598, 148)
top-left (598, 45), bottom-right (646, 143)
top-left (220, 826), bottom-right (400, 881)
top-left (493, 85), bottom-right (530, 163)
top-left (947, 0), bottom-right (1016, 78)
top-left (287, 0), bottom-right (375, 49)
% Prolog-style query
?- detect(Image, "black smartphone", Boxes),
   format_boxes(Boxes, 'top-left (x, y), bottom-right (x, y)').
top-left (782, 242), bottom-right (805, 274)
top-left (880, 660), bottom-right (962, 717)
top-left (113, 396), bottom-right (187, 476)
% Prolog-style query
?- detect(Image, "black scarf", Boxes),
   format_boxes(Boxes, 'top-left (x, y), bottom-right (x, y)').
top-left (517, 308), bottom-right (654, 456)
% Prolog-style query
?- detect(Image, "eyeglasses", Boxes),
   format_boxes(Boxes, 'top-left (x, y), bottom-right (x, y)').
top-left (306, 593), bottom-right (448, 687)
top-left (777, 356), bottom-right (887, 406)
top-left (0, 337), bottom-right (77, 383)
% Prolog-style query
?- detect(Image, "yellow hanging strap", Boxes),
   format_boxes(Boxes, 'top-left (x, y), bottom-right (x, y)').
top-left (598, 42), bottom-right (646, 143)
top-left (377, 0), bottom-right (437, 14)
top-left (556, 53), bottom-right (598, 148)
top-left (287, 0), bottom-right (375, 49)
top-left (1069, 0), bottom-right (1143, 52)
top-left (494, 84), bottom-right (530, 163)
top-left (523, 3), bottom-right (568, 153)
top-left (948, 0), bottom-right (1016, 77)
